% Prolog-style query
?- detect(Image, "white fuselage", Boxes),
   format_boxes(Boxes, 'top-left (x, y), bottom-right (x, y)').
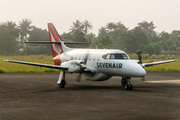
top-left (53, 48), bottom-right (146, 81)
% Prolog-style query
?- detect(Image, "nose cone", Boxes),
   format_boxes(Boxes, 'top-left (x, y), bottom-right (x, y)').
top-left (136, 65), bottom-right (146, 76)
top-left (123, 61), bottom-right (146, 77)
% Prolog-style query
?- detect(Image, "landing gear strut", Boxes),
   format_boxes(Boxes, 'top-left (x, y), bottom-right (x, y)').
top-left (121, 76), bottom-right (132, 90)
top-left (57, 71), bottom-right (66, 88)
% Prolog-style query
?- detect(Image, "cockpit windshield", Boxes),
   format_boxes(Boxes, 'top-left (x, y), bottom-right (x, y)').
top-left (102, 53), bottom-right (129, 60)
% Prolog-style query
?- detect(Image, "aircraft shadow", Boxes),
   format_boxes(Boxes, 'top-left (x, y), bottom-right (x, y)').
top-left (30, 84), bottom-right (162, 93)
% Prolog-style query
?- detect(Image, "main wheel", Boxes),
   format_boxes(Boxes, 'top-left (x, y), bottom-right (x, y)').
top-left (129, 84), bottom-right (133, 90)
top-left (59, 79), bottom-right (65, 88)
top-left (124, 84), bottom-right (129, 90)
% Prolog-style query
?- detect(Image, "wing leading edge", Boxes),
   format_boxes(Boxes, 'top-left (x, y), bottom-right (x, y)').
top-left (142, 59), bottom-right (178, 68)
top-left (4, 60), bottom-right (68, 70)
top-left (4, 60), bottom-right (92, 73)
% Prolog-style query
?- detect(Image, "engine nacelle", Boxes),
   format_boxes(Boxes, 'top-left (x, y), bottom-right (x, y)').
top-left (61, 60), bottom-right (82, 73)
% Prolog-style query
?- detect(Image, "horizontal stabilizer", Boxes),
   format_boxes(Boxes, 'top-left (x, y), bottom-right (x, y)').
top-left (23, 41), bottom-right (90, 44)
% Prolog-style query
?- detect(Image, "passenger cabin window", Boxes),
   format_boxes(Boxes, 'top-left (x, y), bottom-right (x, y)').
top-left (93, 56), bottom-right (96, 61)
top-left (97, 56), bottom-right (100, 61)
top-left (75, 55), bottom-right (78, 60)
top-left (71, 56), bottom-right (74, 60)
top-left (79, 55), bottom-right (81, 60)
top-left (102, 53), bottom-right (129, 60)
top-left (89, 55), bottom-right (91, 61)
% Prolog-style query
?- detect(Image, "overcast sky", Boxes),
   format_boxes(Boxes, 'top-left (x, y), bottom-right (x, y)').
top-left (1, 0), bottom-right (180, 35)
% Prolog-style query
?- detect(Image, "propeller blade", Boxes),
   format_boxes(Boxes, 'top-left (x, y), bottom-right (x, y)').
top-left (75, 73), bottom-right (81, 83)
top-left (141, 76), bottom-right (146, 81)
top-left (136, 50), bottom-right (142, 64)
top-left (84, 53), bottom-right (89, 65)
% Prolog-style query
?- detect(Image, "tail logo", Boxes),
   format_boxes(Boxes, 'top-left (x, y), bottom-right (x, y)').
top-left (50, 33), bottom-right (62, 55)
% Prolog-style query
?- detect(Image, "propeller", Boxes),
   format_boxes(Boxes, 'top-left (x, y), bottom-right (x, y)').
top-left (75, 53), bottom-right (89, 83)
top-left (136, 50), bottom-right (142, 64)
top-left (136, 50), bottom-right (146, 82)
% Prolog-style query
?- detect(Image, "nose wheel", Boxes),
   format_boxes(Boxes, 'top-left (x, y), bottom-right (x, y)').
top-left (124, 84), bottom-right (132, 90)
top-left (121, 77), bottom-right (132, 90)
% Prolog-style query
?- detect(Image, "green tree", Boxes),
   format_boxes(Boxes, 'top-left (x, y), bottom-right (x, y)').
top-left (89, 36), bottom-right (112, 49)
top-left (69, 20), bottom-right (88, 48)
top-left (0, 21), bottom-right (19, 55)
top-left (98, 27), bottom-right (108, 37)
top-left (85, 32), bottom-right (96, 43)
top-left (25, 27), bottom-right (51, 55)
top-left (60, 32), bottom-right (76, 48)
top-left (138, 21), bottom-right (156, 35)
top-left (120, 27), bottom-right (148, 53)
top-left (106, 22), bottom-right (117, 32)
top-left (159, 31), bottom-right (170, 41)
top-left (19, 18), bottom-right (33, 47)
top-left (83, 20), bottom-right (93, 34)
top-left (98, 21), bottom-right (128, 49)
top-left (138, 21), bottom-right (159, 43)
top-left (69, 20), bottom-right (85, 35)
top-left (110, 22), bottom-right (128, 49)
top-left (168, 30), bottom-right (180, 50)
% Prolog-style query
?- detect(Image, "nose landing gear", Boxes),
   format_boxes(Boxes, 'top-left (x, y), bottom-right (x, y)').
top-left (121, 77), bottom-right (132, 90)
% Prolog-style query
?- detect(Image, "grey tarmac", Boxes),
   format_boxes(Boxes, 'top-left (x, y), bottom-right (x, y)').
top-left (0, 72), bottom-right (180, 120)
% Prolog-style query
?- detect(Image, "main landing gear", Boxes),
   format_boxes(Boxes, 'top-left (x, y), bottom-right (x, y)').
top-left (57, 71), bottom-right (67, 88)
top-left (121, 76), bottom-right (132, 90)
top-left (59, 79), bottom-right (66, 88)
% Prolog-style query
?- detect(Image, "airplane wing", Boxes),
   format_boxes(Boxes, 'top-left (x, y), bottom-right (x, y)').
top-left (4, 60), bottom-right (93, 73)
top-left (142, 59), bottom-right (178, 68)
top-left (4, 60), bottom-right (68, 70)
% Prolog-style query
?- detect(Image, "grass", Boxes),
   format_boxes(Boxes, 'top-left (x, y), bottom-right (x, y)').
top-left (0, 55), bottom-right (180, 73)
top-left (0, 55), bottom-right (59, 73)
top-left (144, 59), bottom-right (180, 72)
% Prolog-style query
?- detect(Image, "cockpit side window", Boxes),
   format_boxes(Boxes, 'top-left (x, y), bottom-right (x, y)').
top-left (110, 54), bottom-right (115, 59)
top-left (114, 54), bottom-right (123, 59)
top-left (102, 53), bottom-right (129, 60)
top-left (122, 54), bottom-right (128, 59)
top-left (106, 54), bottom-right (110, 59)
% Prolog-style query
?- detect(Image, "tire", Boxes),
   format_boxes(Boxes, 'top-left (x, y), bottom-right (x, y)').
top-left (125, 84), bottom-right (129, 90)
top-left (59, 79), bottom-right (65, 88)
top-left (129, 84), bottom-right (133, 90)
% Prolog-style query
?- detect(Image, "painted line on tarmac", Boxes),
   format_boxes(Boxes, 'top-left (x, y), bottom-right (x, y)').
top-left (145, 80), bottom-right (180, 84)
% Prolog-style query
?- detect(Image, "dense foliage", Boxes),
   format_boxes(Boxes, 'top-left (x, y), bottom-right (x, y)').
top-left (0, 19), bottom-right (180, 56)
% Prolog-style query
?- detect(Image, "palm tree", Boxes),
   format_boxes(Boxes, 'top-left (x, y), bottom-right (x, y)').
top-left (69, 20), bottom-right (85, 35)
top-left (5, 21), bottom-right (19, 55)
top-left (19, 18), bottom-right (32, 43)
top-left (83, 20), bottom-right (92, 34)
top-left (85, 32), bottom-right (96, 43)
top-left (6, 21), bottom-right (19, 37)
top-left (98, 27), bottom-right (108, 37)
top-left (106, 22), bottom-right (117, 32)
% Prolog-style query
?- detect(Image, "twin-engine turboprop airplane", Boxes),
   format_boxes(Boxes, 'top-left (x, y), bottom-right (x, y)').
top-left (5, 23), bottom-right (177, 90)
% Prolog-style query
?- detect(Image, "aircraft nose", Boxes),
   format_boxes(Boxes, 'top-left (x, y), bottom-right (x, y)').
top-left (123, 61), bottom-right (146, 77)
top-left (136, 66), bottom-right (146, 76)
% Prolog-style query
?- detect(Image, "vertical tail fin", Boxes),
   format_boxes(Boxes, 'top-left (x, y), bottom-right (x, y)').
top-left (48, 23), bottom-right (70, 65)
top-left (48, 23), bottom-right (64, 58)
